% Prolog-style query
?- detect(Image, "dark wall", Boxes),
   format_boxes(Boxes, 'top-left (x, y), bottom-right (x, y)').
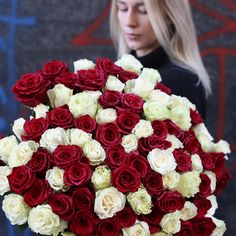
top-left (0, 0), bottom-right (235, 235)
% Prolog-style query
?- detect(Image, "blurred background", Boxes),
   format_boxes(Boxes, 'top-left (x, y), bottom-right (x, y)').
top-left (0, 0), bottom-right (235, 235)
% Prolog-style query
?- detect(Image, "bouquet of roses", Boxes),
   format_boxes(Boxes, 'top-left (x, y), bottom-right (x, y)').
top-left (0, 54), bottom-right (231, 236)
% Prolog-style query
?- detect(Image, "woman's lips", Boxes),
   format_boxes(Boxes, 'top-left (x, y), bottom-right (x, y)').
top-left (126, 33), bottom-right (141, 40)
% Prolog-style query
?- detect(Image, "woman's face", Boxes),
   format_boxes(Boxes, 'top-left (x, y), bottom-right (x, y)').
top-left (116, 0), bottom-right (158, 57)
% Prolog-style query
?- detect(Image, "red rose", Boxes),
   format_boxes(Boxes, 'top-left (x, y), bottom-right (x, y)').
top-left (51, 145), bottom-right (83, 169)
top-left (8, 166), bottom-right (36, 194)
top-left (98, 90), bottom-right (122, 108)
top-left (72, 187), bottom-right (94, 211)
top-left (190, 108), bottom-right (203, 125)
top-left (77, 69), bottom-right (106, 91)
top-left (151, 120), bottom-right (168, 139)
top-left (96, 123), bottom-right (122, 147)
top-left (213, 152), bottom-right (225, 179)
top-left (70, 210), bottom-right (95, 236)
top-left (21, 117), bottom-right (49, 142)
top-left (198, 173), bottom-right (212, 198)
top-left (144, 170), bottom-right (163, 196)
top-left (191, 217), bottom-right (216, 236)
top-left (96, 58), bottom-right (122, 76)
top-left (199, 152), bottom-right (215, 171)
top-left (173, 149), bottom-right (192, 172)
top-left (97, 218), bottom-right (120, 236)
top-left (74, 115), bottom-right (97, 133)
top-left (175, 221), bottom-right (194, 236)
top-left (42, 60), bottom-right (69, 81)
top-left (126, 152), bottom-right (150, 178)
top-left (157, 191), bottom-right (185, 213)
top-left (182, 131), bottom-right (201, 154)
top-left (12, 72), bottom-right (50, 107)
top-left (64, 162), bottom-right (92, 187)
top-left (115, 207), bottom-right (137, 228)
top-left (26, 148), bottom-right (50, 175)
top-left (112, 165), bottom-right (140, 193)
top-left (116, 110), bottom-right (140, 134)
top-left (47, 105), bottom-right (74, 129)
top-left (193, 196), bottom-right (212, 217)
top-left (155, 83), bottom-right (172, 95)
top-left (121, 93), bottom-right (144, 114)
top-left (106, 144), bottom-right (127, 170)
top-left (55, 71), bottom-right (77, 89)
top-left (24, 179), bottom-right (51, 207)
top-left (48, 193), bottom-right (75, 221)
top-left (138, 135), bottom-right (171, 157)
top-left (163, 119), bottom-right (182, 138)
top-left (118, 69), bottom-right (138, 83)
top-left (216, 168), bottom-right (231, 194)
top-left (139, 206), bottom-right (164, 234)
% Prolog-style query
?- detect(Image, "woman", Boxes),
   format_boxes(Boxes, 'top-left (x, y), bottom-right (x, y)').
top-left (110, 0), bottom-right (211, 119)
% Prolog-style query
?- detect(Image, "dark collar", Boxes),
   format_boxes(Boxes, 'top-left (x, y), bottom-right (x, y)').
top-left (130, 47), bottom-right (170, 70)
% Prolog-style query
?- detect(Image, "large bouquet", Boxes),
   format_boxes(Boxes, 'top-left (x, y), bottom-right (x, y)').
top-left (0, 54), bottom-right (231, 236)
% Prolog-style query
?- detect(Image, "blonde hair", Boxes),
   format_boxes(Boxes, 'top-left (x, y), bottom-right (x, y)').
top-left (110, 0), bottom-right (211, 96)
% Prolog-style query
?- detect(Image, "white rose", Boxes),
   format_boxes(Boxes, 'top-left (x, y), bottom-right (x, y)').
top-left (175, 171), bottom-right (201, 198)
top-left (83, 90), bottom-right (102, 102)
top-left (12, 118), bottom-right (26, 140)
top-left (122, 134), bottom-right (138, 153)
top-left (8, 141), bottom-right (39, 168)
top-left (191, 154), bottom-right (203, 172)
top-left (73, 58), bottom-right (95, 72)
top-left (127, 188), bottom-right (152, 215)
top-left (94, 187), bottom-right (126, 219)
top-left (0, 166), bottom-right (12, 196)
top-left (40, 127), bottom-right (68, 153)
top-left (83, 140), bottom-right (106, 165)
top-left (47, 84), bottom-right (73, 108)
top-left (131, 77), bottom-right (156, 100)
top-left (28, 204), bottom-right (66, 235)
top-left (68, 92), bottom-right (98, 118)
top-left (132, 120), bottom-right (154, 139)
top-left (214, 140), bottom-right (231, 154)
top-left (96, 108), bottom-right (117, 124)
top-left (169, 105), bottom-right (191, 131)
top-left (33, 103), bottom-right (50, 118)
top-left (122, 220), bottom-right (150, 236)
top-left (165, 135), bottom-right (183, 152)
top-left (61, 232), bottom-right (75, 236)
top-left (207, 195), bottom-right (218, 216)
top-left (115, 54), bottom-right (143, 74)
top-left (204, 171), bottom-right (216, 193)
top-left (105, 75), bottom-right (125, 92)
top-left (2, 194), bottom-right (30, 225)
top-left (148, 90), bottom-right (170, 105)
top-left (0, 135), bottom-right (18, 164)
top-left (140, 67), bottom-right (162, 83)
top-left (151, 232), bottom-right (168, 236)
top-left (210, 217), bottom-right (226, 236)
top-left (147, 149), bottom-right (177, 175)
top-left (162, 171), bottom-right (180, 189)
top-left (92, 165), bottom-right (111, 190)
top-left (160, 211), bottom-right (181, 234)
top-left (46, 167), bottom-right (66, 191)
top-left (192, 124), bottom-right (214, 152)
top-left (193, 123), bottom-right (213, 141)
top-left (180, 201), bottom-right (197, 221)
top-left (67, 128), bottom-right (92, 147)
top-left (144, 100), bottom-right (170, 121)
top-left (124, 79), bottom-right (136, 94)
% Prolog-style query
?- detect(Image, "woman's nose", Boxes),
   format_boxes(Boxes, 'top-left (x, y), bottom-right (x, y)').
top-left (126, 10), bottom-right (138, 27)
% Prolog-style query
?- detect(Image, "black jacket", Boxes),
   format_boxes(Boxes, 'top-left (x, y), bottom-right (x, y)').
top-left (131, 47), bottom-right (207, 120)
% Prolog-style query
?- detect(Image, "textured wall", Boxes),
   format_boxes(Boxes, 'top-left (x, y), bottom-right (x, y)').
top-left (0, 0), bottom-right (235, 235)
